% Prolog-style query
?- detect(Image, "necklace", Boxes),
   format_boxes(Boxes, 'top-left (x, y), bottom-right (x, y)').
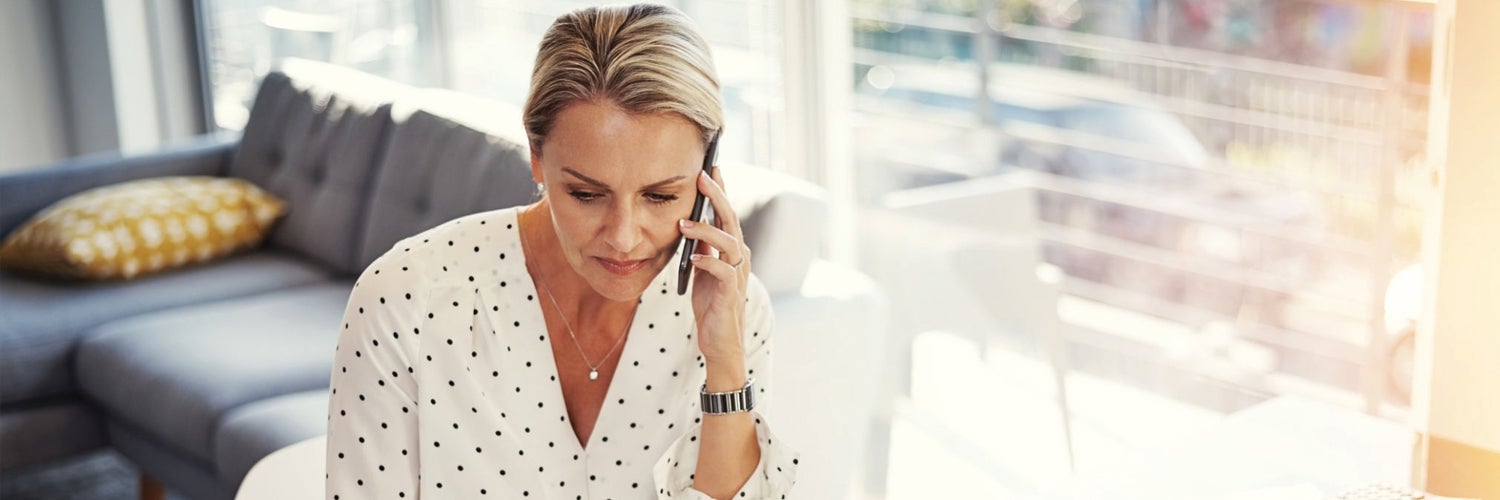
top-left (518, 214), bottom-right (633, 381)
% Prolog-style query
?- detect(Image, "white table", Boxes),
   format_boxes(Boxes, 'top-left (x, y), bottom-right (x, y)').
top-left (234, 436), bottom-right (325, 500)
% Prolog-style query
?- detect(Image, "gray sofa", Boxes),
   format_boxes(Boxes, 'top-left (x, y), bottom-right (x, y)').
top-left (0, 59), bottom-right (886, 500)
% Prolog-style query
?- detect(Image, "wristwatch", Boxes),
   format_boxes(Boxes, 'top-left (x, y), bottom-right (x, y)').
top-left (700, 377), bottom-right (756, 415)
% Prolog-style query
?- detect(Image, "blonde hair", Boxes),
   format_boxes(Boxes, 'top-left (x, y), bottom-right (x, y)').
top-left (523, 3), bottom-right (723, 154)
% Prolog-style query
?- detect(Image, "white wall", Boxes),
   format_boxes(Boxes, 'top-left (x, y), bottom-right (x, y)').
top-left (0, 0), bottom-right (71, 172)
top-left (55, 0), bottom-right (122, 159)
top-left (0, 0), bottom-right (204, 174)
top-left (1414, 0), bottom-right (1500, 495)
top-left (105, 0), bottom-right (164, 155)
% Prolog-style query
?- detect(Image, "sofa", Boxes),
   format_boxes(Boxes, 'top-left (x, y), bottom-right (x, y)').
top-left (0, 59), bottom-right (887, 500)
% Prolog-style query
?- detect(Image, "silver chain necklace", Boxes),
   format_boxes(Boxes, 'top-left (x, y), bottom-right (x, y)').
top-left (518, 216), bottom-right (632, 381)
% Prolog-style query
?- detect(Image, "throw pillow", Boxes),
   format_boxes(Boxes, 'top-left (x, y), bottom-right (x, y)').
top-left (0, 176), bottom-right (286, 280)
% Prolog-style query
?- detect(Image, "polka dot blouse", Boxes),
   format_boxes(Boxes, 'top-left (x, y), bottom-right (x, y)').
top-left (325, 206), bottom-right (800, 499)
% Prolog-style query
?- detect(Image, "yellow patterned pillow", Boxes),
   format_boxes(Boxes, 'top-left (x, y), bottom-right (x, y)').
top-left (0, 176), bottom-right (286, 281)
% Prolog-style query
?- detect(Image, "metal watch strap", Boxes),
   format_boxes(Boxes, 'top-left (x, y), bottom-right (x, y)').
top-left (700, 377), bottom-right (756, 415)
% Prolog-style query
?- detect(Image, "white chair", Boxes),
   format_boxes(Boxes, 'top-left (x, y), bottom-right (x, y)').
top-left (856, 173), bottom-right (1074, 495)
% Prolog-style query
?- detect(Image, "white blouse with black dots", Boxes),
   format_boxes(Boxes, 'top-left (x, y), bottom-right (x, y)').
top-left (325, 206), bottom-right (800, 500)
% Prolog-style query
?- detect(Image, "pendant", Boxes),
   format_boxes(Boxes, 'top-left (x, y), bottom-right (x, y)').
top-left (589, 370), bottom-right (599, 381)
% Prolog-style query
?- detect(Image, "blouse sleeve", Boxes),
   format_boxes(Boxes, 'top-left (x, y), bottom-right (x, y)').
top-left (653, 275), bottom-right (802, 499)
top-left (325, 246), bottom-right (426, 500)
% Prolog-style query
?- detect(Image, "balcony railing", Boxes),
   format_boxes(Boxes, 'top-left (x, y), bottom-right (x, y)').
top-left (851, 0), bottom-right (1432, 417)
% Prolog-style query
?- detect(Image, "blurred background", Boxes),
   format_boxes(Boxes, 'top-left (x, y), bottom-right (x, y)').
top-left (1, 0), bottom-right (1495, 499)
top-left (198, 0), bottom-right (1435, 494)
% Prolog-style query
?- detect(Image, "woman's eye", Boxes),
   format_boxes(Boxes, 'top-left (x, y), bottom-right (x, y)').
top-left (568, 190), bottom-right (676, 205)
top-left (646, 193), bottom-right (679, 205)
top-left (569, 190), bottom-right (601, 203)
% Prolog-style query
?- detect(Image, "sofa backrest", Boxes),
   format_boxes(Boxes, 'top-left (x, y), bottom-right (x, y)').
top-left (230, 59), bottom-right (409, 276)
top-left (354, 88), bottom-right (830, 295)
top-left (353, 89), bottom-right (538, 271)
top-left (232, 59), bottom-right (827, 290)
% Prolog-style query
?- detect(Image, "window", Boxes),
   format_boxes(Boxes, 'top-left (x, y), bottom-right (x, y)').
top-left (197, 0), bottom-right (439, 130)
top-left (852, 0), bottom-right (1435, 495)
top-left (196, 0), bottom-right (782, 169)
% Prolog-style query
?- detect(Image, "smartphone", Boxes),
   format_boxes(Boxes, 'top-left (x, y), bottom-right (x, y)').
top-left (677, 131), bottom-right (721, 295)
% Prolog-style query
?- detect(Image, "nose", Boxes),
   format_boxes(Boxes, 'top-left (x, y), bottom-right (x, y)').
top-left (601, 199), bottom-right (645, 256)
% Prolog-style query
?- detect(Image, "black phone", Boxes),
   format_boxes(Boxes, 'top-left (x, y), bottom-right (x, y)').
top-left (677, 131), bottom-right (721, 295)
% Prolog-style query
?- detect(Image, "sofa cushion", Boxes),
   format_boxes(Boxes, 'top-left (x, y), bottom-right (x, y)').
top-left (355, 89), bottom-right (537, 270)
top-left (0, 176), bottom-right (287, 281)
top-left (0, 248), bottom-right (330, 405)
top-left (213, 390), bottom-right (328, 489)
top-left (0, 402), bottom-right (107, 472)
top-left (75, 282), bottom-right (350, 462)
top-left (107, 419), bottom-right (234, 500)
top-left (0, 134), bottom-right (235, 241)
top-left (229, 59), bottom-right (409, 276)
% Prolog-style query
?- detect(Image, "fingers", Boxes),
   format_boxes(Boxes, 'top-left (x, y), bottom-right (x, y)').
top-left (689, 253), bottom-right (740, 290)
top-left (698, 168), bottom-right (741, 237)
top-left (679, 219), bottom-right (743, 264)
top-left (686, 168), bottom-right (752, 281)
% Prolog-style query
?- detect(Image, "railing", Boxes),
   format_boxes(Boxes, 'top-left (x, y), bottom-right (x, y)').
top-left (851, 0), bottom-right (1431, 416)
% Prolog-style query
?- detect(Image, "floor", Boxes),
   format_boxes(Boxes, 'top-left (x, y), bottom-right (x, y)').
top-left (0, 450), bottom-right (191, 500)
top-left (871, 327), bottom-right (1415, 499)
top-left (875, 330), bottom-right (1228, 499)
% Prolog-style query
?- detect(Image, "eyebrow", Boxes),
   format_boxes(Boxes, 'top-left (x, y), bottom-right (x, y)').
top-left (562, 167), bottom-right (689, 191)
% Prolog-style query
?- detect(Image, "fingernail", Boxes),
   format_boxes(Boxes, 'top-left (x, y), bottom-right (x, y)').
top-left (680, 219), bottom-right (694, 228)
top-left (690, 254), bottom-right (702, 261)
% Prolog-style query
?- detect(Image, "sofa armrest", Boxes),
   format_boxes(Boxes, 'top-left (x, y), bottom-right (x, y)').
top-left (721, 163), bottom-right (829, 296)
top-left (768, 259), bottom-right (888, 500)
top-left (0, 133), bottom-right (238, 238)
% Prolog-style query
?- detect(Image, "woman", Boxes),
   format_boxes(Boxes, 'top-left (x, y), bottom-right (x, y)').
top-left (324, 4), bottom-right (799, 499)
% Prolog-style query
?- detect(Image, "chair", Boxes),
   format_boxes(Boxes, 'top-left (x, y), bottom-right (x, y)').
top-left (855, 173), bottom-right (1075, 495)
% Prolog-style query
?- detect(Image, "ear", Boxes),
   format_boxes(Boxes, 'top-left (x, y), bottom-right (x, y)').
top-left (529, 150), bottom-right (544, 185)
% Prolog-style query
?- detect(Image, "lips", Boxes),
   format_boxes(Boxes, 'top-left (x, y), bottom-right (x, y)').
top-left (596, 257), bottom-right (647, 275)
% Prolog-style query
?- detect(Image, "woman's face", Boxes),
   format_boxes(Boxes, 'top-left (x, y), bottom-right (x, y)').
top-left (530, 99), bottom-right (707, 303)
